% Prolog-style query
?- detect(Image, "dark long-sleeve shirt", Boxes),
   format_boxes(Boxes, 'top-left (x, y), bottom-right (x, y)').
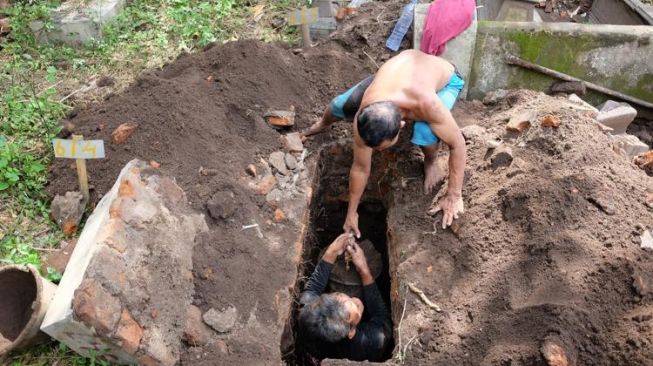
top-left (299, 260), bottom-right (393, 362)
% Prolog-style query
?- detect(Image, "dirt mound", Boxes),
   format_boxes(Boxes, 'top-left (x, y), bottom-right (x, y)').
top-left (327, 0), bottom-right (413, 71)
top-left (44, 11), bottom-right (653, 366)
top-left (48, 40), bottom-right (365, 202)
top-left (392, 90), bottom-right (653, 366)
top-left (47, 39), bottom-right (366, 364)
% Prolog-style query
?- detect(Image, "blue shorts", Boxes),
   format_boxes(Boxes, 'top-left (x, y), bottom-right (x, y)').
top-left (329, 71), bottom-right (465, 147)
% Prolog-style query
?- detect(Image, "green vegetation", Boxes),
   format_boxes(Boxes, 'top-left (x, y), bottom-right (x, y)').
top-left (0, 0), bottom-right (305, 364)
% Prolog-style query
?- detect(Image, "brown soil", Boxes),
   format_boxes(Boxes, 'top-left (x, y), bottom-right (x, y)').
top-left (45, 4), bottom-right (653, 366)
top-left (327, 0), bottom-right (413, 71)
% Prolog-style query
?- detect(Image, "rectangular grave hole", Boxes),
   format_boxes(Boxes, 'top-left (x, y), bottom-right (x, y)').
top-left (281, 148), bottom-right (396, 365)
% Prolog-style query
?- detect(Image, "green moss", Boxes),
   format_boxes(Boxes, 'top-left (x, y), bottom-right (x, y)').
top-left (503, 29), bottom-right (653, 102)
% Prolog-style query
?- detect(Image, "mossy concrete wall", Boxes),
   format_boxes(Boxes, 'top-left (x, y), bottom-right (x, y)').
top-left (469, 22), bottom-right (653, 105)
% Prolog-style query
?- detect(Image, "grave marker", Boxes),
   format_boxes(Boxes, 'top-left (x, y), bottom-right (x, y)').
top-left (52, 135), bottom-right (105, 202)
top-left (287, 7), bottom-right (319, 48)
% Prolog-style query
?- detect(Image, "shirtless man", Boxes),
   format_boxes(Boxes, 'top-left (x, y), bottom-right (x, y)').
top-left (303, 49), bottom-right (466, 236)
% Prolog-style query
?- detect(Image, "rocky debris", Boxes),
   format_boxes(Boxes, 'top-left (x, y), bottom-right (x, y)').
top-left (549, 80), bottom-right (586, 96)
top-left (256, 174), bottom-right (277, 195)
top-left (285, 153), bottom-right (297, 170)
top-left (587, 189), bottom-right (616, 215)
top-left (541, 114), bottom-right (561, 128)
top-left (482, 89), bottom-right (509, 105)
top-left (45, 160), bottom-right (208, 366)
top-left (486, 137), bottom-right (503, 149)
top-left (51, 191), bottom-right (86, 235)
top-left (567, 94), bottom-right (598, 113)
top-left (266, 189), bottom-right (283, 205)
top-left (632, 268), bottom-right (652, 296)
top-left (491, 145), bottom-right (514, 169)
top-left (596, 101), bottom-right (637, 134)
top-left (641, 230), bottom-right (653, 250)
top-left (111, 123), bottom-right (138, 144)
top-left (183, 305), bottom-right (211, 346)
top-left (634, 150), bottom-right (653, 169)
top-left (59, 121), bottom-right (76, 138)
top-left (273, 208), bottom-right (286, 222)
top-left (0, 16), bottom-right (10, 34)
top-left (206, 191), bottom-right (237, 220)
top-left (149, 160), bottom-right (161, 168)
top-left (506, 110), bottom-right (536, 133)
top-left (610, 134), bottom-right (649, 158)
top-left (264, 106), bottom-right (295, 128)
top-left (203, 306), bottom-right (238, 334)
top-left (245, 164), bottom-right (257, 178)
top-left (281, 132), bottom-right (304, 152)
top-left (42, 239), bottom-right (78, 274)
top-left (461, 125), bottom-right (487, 141)
top-left (199, 167), bottom-right (219, 176)
top-left (269, 151), bottom-right (289, 175)
top-left (506, 157), bottom-right (531, 178)
top-left (541, 338), bottom-right (574, 366)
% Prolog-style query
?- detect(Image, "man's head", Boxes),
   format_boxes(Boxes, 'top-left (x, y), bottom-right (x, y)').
top-left (298, 292), bottom-right (364, 342)
top-left (356, 101), bottom-right (405, 150)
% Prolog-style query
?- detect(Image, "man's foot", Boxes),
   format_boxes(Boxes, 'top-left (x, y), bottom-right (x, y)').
top-left (421, 144), bottom-right (445, 194)
top-left (424, 157), bottom-right (445, 194)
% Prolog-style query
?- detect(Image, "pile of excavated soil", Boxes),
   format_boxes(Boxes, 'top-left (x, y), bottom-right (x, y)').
top-left (46, 5), bottom-right (653, 366)
top-left (47, 39), bottom-right (366, 364)
top-left (385, 90), bottom-right (653, 366)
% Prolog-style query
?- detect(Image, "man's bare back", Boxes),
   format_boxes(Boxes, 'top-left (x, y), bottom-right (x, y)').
top-left (361, 50), bottom-right (455, 121)
top-left (302, 49), bottom-right (466, 235)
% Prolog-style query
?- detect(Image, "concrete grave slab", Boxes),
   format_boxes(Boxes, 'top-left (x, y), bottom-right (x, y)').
top-left (30, 0), bottom-right (126, 46)
top-left (41, 159), bottom-right (208, 365)
top-left (414, 4), bottom-right (478, 99)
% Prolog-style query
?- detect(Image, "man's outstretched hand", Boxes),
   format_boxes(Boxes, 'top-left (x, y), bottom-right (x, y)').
top-left (429, 194), bottom-right (464, 229)
top-left (343, 212), bottom-right (361, 239)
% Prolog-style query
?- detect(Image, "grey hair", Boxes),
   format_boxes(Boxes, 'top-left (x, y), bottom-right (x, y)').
top-left (298, 293), bottom-right (351, 343)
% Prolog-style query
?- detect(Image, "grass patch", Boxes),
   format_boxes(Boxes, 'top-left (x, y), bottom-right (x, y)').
top-left (1, 0), bottom-right (307, 364)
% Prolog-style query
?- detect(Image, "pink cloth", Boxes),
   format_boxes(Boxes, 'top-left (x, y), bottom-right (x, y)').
top-left (420, 0), bottom-right (476, 56)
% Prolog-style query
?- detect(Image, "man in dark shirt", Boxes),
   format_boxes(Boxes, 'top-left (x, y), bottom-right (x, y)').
top-left (298, 234), bottom-right (393, 362)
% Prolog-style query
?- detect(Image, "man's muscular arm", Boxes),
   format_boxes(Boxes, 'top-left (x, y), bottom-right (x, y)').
top-left (420, 93), bottom-right (467, 228)
top-left (345, 129), bottom-right (373, 238)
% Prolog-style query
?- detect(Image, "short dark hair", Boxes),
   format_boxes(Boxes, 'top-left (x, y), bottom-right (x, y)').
top-left (357, 101), bottom-right (401, 147)
top-left (298, 293), bottom-right (350, 343)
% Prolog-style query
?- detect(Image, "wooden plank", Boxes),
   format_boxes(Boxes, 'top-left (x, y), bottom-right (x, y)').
top-left (72, 135), bottom-right (90, 203)
top-left (287, 7), bottom-right (318, 26)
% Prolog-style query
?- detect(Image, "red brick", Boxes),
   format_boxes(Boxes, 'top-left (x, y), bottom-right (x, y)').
top-left (72, 279), bottom-right (122, 336)
top-left (273, 208), bottom-right (286, 222)
top-left (256, 174), bottom-right (277, 195)
top-left (506, 110), bottom-right (536, 133)
top-left (541, 115), bottom-right (561, 128)
top-left (111, 123), bottom-right (138, 144)
top-left (634, 150), bottom-right (653, 168)
top-left (114, 309), bottom-right (143, 354)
